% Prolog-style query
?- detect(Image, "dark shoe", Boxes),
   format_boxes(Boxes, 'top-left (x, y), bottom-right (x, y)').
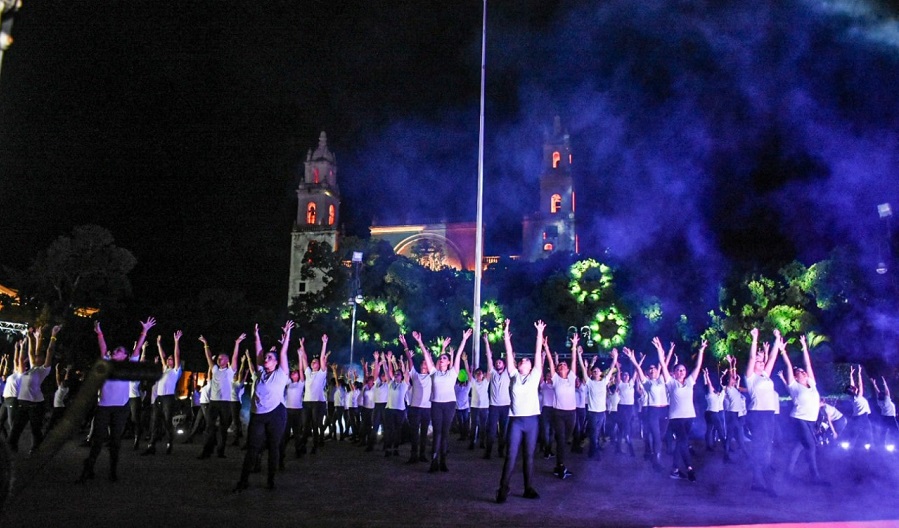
top-left (428, 459), bottom-right (439, 473)
top-left (76, 461), bottom-right (95, 484)
top-left (393, 449), bottom-right (399, 457)
top-left (232, 481), bottom-right (249, 493)
top-left (523, 487), bottom-right (540, 499)
top-left (687, 469), bottom-right (696, 482)
top-left (217, 453), bottom-right (227, 459)
top-left (405, 456), bottom-right (418, 465)
top-left (266, 478), bottom-right (275, 490)
top-left (468, 443), bottom-right (475, 451)
top-left (133, 438), bottom-right (140, 451)
top-left (495, 485), bottom-right (509, 504)
top-left (384, 450), bottom-right (391, 458)
top-left (482, 451), bottom-right (491, 460)
top-left (140, 446), bottom-right (156, 456)
top-left (108, 468), bottom-right (118, 482)
top-left (669, 469), bottom-right (686, 480)
top-left (418, 454), bottom-right (428, 463)
top-left (166, 443), bottom-right (173, 455)
top-left (439, 459), bottom-right (448, 472)
top-left (197, 453), bottom-right (211, 460)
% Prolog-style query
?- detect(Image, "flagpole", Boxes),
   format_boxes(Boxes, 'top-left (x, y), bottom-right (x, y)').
top-left (472, 0), bottom-right (487, 370)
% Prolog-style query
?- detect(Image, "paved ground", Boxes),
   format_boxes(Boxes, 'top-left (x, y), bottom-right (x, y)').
top-left (2, 426), bottom-right (899, 528)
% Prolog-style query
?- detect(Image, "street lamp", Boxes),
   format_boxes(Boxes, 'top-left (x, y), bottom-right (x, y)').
top-left (565, 325), bottom-right (594, 349)
top-left (348, 251), bottom-right (363, 366)
top-left (878, 203), bottom-right (892, 275)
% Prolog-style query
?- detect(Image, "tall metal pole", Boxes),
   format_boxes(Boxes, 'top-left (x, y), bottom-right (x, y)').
top-left (349, 301), bottom-right (357, 367)
top-left (472, 0), bottom-right (487, 370)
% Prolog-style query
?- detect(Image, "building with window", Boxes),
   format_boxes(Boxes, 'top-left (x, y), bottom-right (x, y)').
top-left (521, 116), bottom-right (577, 261)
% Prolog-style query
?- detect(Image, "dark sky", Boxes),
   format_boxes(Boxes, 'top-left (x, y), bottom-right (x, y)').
top-left (2, 1), bottom-right (899, 334)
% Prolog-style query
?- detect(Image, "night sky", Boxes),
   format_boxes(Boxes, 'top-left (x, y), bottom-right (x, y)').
top-left (2, 1), bottom-right (899, 339)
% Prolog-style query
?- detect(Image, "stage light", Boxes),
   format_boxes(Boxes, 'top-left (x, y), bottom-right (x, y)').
top-left (886, 444), bottom-right (895, 452)
top-left (864, 443), bottom-right (871, 450)
top-left (840, 442), bottom-right (850, 450)
top-left (177, 429), bottom-right (184, 435)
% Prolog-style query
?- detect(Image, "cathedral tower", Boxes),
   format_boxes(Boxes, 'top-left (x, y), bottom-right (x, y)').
top-left (521, 116), bottom-right (578, 261)
top-left (287, 132), bottom-right (341, 303)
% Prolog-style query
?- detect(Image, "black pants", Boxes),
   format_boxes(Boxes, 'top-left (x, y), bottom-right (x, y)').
top-left (0, 397), bottom-right (18, 437)
top-left (239, 404), bottom-right (287, 486)
top-left (8, 400), bottom-right (45, 451)
top-left (668, 417), bottom-right (693, 470)
top-left (149, 395), bottom-right (176, 447)
top-left (431, 401), bottom-right (455, 458)
top-left (540, 406), bottom-right (554, 452)
top-left (371, 403), bottom-right (387, 449)
top-left (85, 404), bottom-right (129, 475)
top-left (499, 415), bottom-right (538, 491)
top-left (231, 401), bottom-right (244, 440)
top-left (748, 410), bottom-right (775, 489)
top-left (469, 407), bottom-right (488, 446)
top-left (202, 400), bottom-right (232, 456)
top-left (725, 410), bottom-right (748, 458)
top-left (617, 404), bottom-right (635, 446)
top-left (588, 411), bottom-right (607, 456)
top-left (128, 396), bottom-right (144, 442)
top-left (189, 404), bottom-right (208, 438)
top-left (789, 417), bottom-right (821, 478)
top-left (360, 407), bottom-right (374, 446)
top-left (407, 406), bottom-right (431, 458)
top-left (705, 411), bottom-right (726, 449)
top-left (301, 401), bottom-right (327, 449)
top-left (455, 408), bottom-right (470, 439)
top-left (282, 408), bottom-right (304, 456)
top-left (552, 408), bottom-right (575, 468)
top-left (645, 406), bottom-right (669, 457)
top-left (487, 404), bottom-right (510, 451)
top-left (385, 408), bottom-right (405, 450)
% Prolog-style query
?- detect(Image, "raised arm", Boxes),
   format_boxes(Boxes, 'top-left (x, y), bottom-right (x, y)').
top-left (569, 334), bottom-right (579, 380)
top-left (173, 330), bottom-right (182, 370)
top-left (857, 365), bottom-right (865, 398)
top-left (43, 325), bottom-right (60, 368)
top-left (200, 335), bottom-right (214, 370)
top-left (156, 335), bottom-right (167, 371)
top-left (278, 321), bottom-right (295, 374)
top-left (94, 321), bottom-right (109, 359)
top-left (745, 328), bottom-right (759, 379)
top-left (319, 334), bottom-right (329, 372)
top-left (298, 338), bottom-right (308, 375)
top-left (799, 334), bottom-right (814, 383)
top-left (779, 342), bottom-right (795, 386)
top-left (503, 319), bottom-right (515, 368)
top-left (652, 337), bottom-right (669, 382)
top-left (883, 377), bottom-right (891, 399)
top-left (533, 320), bottom-right (546, 374)
top-left (763, 330), bottom-right (781, 377)
top-left (414, 331), bottom-right (435, 373)
top-left (484, 334), bottom-right (494, 374)
top-left (544, 337), bottom-right (556, 374)
top-left (133, 317), bottom-right (156, 359)
top-left (622, 347), bottom-right (645, 382)
top-left (606, 348), bottom-right (619, 380)
top-left (454, 329), bottom-right (472, 373)
top-left (689, 340), bottom-right (706, 382)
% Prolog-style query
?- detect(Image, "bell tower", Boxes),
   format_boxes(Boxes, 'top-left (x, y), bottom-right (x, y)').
top-left (522, 116), bottom-right (577, 261)
top-left (287, 132), bottom-right (341, 303)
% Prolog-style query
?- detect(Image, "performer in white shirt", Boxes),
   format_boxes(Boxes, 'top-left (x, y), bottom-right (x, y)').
top-left (780, 334), bottom-right (828, 485)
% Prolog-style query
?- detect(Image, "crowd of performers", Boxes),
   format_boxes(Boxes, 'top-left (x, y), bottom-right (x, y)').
top-left (0, 318), bottom-right (896, 499)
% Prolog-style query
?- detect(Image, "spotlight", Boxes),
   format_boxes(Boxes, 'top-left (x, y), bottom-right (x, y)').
top-left (877, 262), bottom-right (888, 274)
top-left (177, 429), bottom-right (184, 435)
top-left (864, 443), bottom-right (872, 450)
top-left (840, 442), bottom-right (850, 450)
top-left (886, 444), bottom-right (895, 453)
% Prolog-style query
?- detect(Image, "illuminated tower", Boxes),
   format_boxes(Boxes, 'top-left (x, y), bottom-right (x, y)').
top-left (287, 131), bottom-right (341, 303)
top-left (521, 116), bottom-right (577, 261)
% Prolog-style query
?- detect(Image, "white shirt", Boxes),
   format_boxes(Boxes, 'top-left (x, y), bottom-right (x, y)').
top-left (346, 388), bottom-right (359, 408)
top-left (607, 391), bottom-right (620, 412)
top-left (853, 395), bottom-right (871, 416)
top-left (250, 367), bottom-right (289, 414)
top-left (18, 366), bottom-right (51, 403)
top-left (667, 377), bottom-right (696, 419)
top-left (303, 369), bottom-right (328, 402)
top-left (285, 381), bottom-right (304, 409)
top-left (98, 358), bottom-right (137, 407)
top-left (333, 385), bottom-right (346, 407)
top-left (430, 367), bottom-right (457, 403)
top-left (788, 380), bottom-right (820, 421)
top-left (823, 403), bottom-right (843, 421)
top-left (3, 372), bottom-right (21, 398)
top-left (489, 369), bottom-right (511, 406)
top-left (508, 364), bottom-right (540, 417)
top-left (388, 380), bottom-right (409, 411)
top-left (53, 386), bottom-right (69, 408)
top-left (455, 383), bottom-right (471, 410)
top-left (586, 377), bottom-right (611, 412)
top-left (552, 373), bottom-right (576, 411)
top-left (471, 379), bottom-right (489, 409)
top-left (879, 398), bottom-right (896, 417)
top-left (199, 383), bottom-right (211, 405)
top-left (374, 380), bottom-right (389, 404)
top-left (643, 378), bottom-right (669, 407)
top-left (618, 379), bottom-right (635, 405)
top-left (746, 372), bottom-right (778, 411)
top-left (575, 384), bottom-right (586, 409)
top-left (706, 390), bottom-right (725, 413)
top-left (409, 367), bottom-right (432, 408)
top-left (157, 366), bottom-right (182, 396)
top-left (539, 381), bottom-right (555, 408)
top-left (208, 365), bottom-right (235, 402)
top-left (361, 385), bottom-right (375, 409)
top-left (723, 386), bottom-right (743, 412)
top-left (230, 380), bottom-right (244, 403)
